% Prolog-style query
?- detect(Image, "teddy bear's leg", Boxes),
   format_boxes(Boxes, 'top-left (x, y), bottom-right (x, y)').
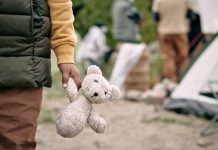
top-left (56, 96), bottom-right (92, 138)
top-left (88, 108), bottom-right (107, 134)
top-left (66, 78), bottom-right (78, 102)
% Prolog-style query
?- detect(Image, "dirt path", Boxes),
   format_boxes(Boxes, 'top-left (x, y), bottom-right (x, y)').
top-left (36, 98), bottom-right (218, 150)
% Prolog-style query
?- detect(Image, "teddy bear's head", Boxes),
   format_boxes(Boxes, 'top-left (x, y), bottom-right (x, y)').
top-left (81, 65), bottom-right (120, 104)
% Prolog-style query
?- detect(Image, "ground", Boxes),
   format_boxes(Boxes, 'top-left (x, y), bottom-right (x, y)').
top-left (36, 97), bottom-right (218, 150)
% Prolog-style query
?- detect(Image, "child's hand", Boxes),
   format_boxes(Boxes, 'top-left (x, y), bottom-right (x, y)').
top-left (58, 63), bottom-right (81, 89)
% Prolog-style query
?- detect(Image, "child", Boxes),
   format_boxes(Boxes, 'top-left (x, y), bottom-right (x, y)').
top-left (0, 0), bottom-right (81, 149)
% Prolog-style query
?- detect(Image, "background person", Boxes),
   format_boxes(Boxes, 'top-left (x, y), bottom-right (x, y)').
top-left (76, 23), bottom-right (111, 71)
top-left (152, 0), bottom-right (195, 82)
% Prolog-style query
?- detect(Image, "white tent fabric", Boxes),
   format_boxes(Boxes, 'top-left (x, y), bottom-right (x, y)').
top-left (200, 63), bottom-right (218, 93)
top-left (171, 36), bottom-right (218, 102)
top-left (197, 0), bottom-right (218, 34)
top-left (109, 43), bottom-right (147, 93)
top-left (165, 34), bottom-right (218, 119)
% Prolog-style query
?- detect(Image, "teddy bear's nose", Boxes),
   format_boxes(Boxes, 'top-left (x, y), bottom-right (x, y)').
top-left (94, 93), bottom-right (98, 97)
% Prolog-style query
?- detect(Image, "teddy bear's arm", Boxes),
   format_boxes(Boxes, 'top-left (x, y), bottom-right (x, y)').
top-left (66, 78), bottom-right (78, 102)
top-left (88, 107), bottom-right (106, 134)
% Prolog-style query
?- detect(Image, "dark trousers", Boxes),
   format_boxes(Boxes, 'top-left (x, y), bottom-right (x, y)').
top-left (0, 87), bottom-right (42, 150)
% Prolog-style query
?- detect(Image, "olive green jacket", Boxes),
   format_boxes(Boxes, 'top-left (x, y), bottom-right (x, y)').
top-left (0, 0), bottom-right (52, 87)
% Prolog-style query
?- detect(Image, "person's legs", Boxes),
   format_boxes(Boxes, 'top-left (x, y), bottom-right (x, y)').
top-left (159, 34), bottom-right (177, 82)
top-left (173, 34), bottom-right (189, 80)
top-left (0, 87), bottom-right (42, 150)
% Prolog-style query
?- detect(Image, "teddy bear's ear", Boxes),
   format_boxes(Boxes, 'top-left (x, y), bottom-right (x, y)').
top-left (87, 65), bottom-right (102, 75)
top-left (110, 85), bottom-right (120, 101)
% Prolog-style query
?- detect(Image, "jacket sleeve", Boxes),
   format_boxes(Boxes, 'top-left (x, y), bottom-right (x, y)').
top-left (126, 4), bottom-right (142, 24)
top-left (48, 0), bottom-right (77, 64)
top-left (186, 0), bottom-right (196, 20)
top-left (152, 0), bottom-right (160, 22)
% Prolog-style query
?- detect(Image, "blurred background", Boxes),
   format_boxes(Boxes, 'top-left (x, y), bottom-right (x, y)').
top-left (36, 0), bottom-right (218, 149)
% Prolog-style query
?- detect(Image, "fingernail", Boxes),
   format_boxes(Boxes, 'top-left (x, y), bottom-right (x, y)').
top-left (63, 84), bottom-right (67, 88)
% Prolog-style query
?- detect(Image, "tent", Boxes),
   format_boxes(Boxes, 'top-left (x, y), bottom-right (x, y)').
top-left (164, 0), bottom-right (218, 119)
top-left (164, 33), bottom-right (218, 119)
top-left (197, 0), bottom-right (218, 34)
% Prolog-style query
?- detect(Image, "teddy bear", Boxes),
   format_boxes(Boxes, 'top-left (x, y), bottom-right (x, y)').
top-left (56, 65), bottom-right (120, 138)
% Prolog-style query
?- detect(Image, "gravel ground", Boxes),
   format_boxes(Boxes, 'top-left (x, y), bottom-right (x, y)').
top-left (36, 98), bottom-right (218, 150)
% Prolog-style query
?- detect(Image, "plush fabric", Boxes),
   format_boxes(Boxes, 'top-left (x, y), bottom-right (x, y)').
top-left (56, 65), bottom-right (120, 138)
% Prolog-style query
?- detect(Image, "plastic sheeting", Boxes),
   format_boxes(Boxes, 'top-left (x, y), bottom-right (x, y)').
top-left (197, 0), bottom-right (218, 34)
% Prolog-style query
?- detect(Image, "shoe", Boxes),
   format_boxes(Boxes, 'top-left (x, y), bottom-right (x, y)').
top-left (125, 90), bottom-right (143, 101)
top-left (162, 78), bottom-right (178, 93)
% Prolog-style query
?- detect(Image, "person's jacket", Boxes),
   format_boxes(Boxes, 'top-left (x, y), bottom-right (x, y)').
top-left (112, 0), bottom-right (141, 43)
top-left (0, 0), bottom-right (51, 87)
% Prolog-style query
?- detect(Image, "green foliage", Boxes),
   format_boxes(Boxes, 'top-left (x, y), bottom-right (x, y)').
top-left (135, 0), bottom-right (156, 43)
top-left (149, 51), bottom-right (163, 85)
top-left (73, 0), bottom-right (156, 48)
top-left (44, 0), bottom-right (160, 99)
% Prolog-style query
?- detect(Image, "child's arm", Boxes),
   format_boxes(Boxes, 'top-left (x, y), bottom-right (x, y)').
top-left (48, 0), bottom-right (81, 88)
top-left (48, 0), bottom-right (77, 64)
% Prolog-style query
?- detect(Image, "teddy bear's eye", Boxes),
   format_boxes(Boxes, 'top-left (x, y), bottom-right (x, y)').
top-left (105, 92), bottom-right (107, 95)
top-left (94, 80), bottom-right (98, 83)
